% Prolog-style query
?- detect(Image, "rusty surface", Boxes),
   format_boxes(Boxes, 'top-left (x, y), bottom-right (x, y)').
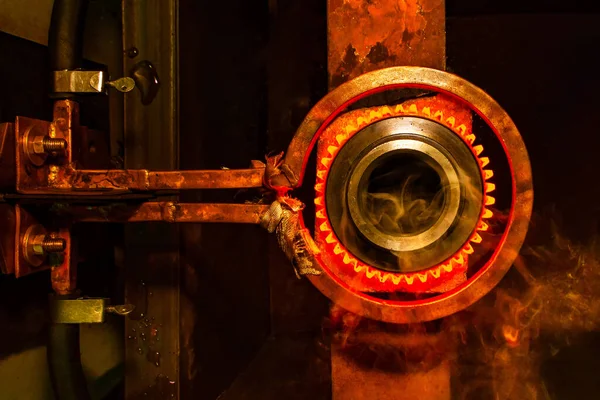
top-left (56, 202), bottom-right (269, 224)
top-left (328, 0), bottom-right (445, 89)
top-left (44, 167), bottom-right (265, 193)
top-left (49, 228), bottom-right (75, 295)
top-left (331, 332), bottom-right (451, 400)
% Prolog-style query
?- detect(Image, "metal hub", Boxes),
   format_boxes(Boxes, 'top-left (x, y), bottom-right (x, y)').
top-left (326, 116), bottom-right (483, 273)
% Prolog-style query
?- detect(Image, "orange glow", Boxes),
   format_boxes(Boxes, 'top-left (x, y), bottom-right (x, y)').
top-left (315, 95), bottom-right (495, 293)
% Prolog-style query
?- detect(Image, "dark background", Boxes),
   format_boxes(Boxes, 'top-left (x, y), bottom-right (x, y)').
top-left (1, 0), bottom-right (600, 398)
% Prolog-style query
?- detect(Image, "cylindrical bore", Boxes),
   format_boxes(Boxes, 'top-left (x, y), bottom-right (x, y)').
top-left (326, 116), bottom-right (483, 273)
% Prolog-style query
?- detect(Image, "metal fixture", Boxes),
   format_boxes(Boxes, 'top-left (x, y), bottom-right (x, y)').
top-left (52, 70), bottom-right (135, 94)
top-left (22, 225), bottom-right (66, 268)
top-left (49, 297), bottom-right (135, 324)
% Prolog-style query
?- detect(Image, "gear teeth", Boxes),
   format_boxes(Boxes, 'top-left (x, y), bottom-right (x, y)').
top-left (344, 124), bottom-right (357, 135)
top-left (369, 110), bottom-right (383, 120)
top-left (478, 220), bottom-right (489, 231)
top-left (335, 134), bottom-right (347, 144)
top-left (343, 253), bottom-right (355, 265)
top-left (320, 157), bottom-right (332, 167)
top-left (315, 99), bottom-right (499, 293)
top-left (379, 273), bottom-right (390, 283)
top-left (365, 268), bottom-right (377, 279)
top-left (453, 252), bottom-right (465, 265)
top-left (464, 243), bottom-right (474, 254)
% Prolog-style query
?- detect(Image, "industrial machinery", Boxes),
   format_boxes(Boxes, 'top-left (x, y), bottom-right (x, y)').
top-left (0, 1), bottom-right (541, 399)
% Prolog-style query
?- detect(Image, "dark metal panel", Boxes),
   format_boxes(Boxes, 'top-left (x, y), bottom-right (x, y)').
top-left (122, 1), bottom-right (180, 399)
top-left (177, 1), bottom-right (271, 398)
top-left (267, 0), bottom-right (330, 337)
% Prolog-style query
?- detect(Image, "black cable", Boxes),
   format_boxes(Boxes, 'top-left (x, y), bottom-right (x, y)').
top-left (48, 0), bottom-right (89, 71)
top-left (47, 295), bottom-right (92, 400)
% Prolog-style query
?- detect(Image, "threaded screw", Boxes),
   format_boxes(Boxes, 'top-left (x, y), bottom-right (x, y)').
top-left (42, 137), bottom-right (68, 153)
top-left (41, 236), bottom-right (66, 253)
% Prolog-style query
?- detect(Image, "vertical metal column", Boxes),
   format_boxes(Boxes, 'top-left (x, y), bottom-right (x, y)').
top-left (122, 1), bottom-right (180, 398)
top-left (326, 1), bottom-right (449, 399)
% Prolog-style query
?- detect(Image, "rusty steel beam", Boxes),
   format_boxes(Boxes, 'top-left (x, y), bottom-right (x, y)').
top-left (326, 1), bottom-right (448, 400)
top-left (57, 203), bottom-right (269, 224)
top-left (328, 0), bottom-right (445, 89)
top-left (47, 167), bottom-right (265, 192)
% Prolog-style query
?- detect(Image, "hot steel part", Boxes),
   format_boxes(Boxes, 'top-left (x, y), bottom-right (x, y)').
top-left (326, 115), bottom-right (482, 276)
top-left (273, 66), bottom-right (532, 323)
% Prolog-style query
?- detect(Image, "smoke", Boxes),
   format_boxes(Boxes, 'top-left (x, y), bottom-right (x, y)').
top-left (346, 153), bottom-right (484, 273)
top-left (450, 211), bottom-right (600, 399)
top-left (365, 172), bottom-right (446, 237)
top-left (328, 208), bottom-right (600, 399)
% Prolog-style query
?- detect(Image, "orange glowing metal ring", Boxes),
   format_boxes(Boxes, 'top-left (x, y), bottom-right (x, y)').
top-left (314, 95), bottom-right (496, 292)
top-left (281, 67), bottom-right (532, 323)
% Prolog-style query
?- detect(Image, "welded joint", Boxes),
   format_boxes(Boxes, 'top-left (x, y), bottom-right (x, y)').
top-left (160, 201), bottom-right (180, 222)
top-left (261, 197), bottom-right (322, 278)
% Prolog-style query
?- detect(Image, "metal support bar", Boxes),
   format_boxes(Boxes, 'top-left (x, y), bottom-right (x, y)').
top-left (54, 203), bottom-right (269, 224)
top-left (47, 166), bottom-right (265, 192)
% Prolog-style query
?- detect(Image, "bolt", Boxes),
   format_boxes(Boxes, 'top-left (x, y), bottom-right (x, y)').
top-left (42, 136), bottom-right (67, 153)
top-left (42, 137), bottom-right (68, 153)
top-left (31, 235), bottom-right (66, 256)
top-left (23, 225), bottom-right (66, 267)
top-left (42, 236), bottom-right (66, 253)
top-left (30, 135), bottom-right (67, 157)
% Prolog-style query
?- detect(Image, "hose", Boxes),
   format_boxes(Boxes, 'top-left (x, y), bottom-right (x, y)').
top-left (48, 0), bottom-right (89, 71)
top-left (47, 300), bottom-right (91, 400)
